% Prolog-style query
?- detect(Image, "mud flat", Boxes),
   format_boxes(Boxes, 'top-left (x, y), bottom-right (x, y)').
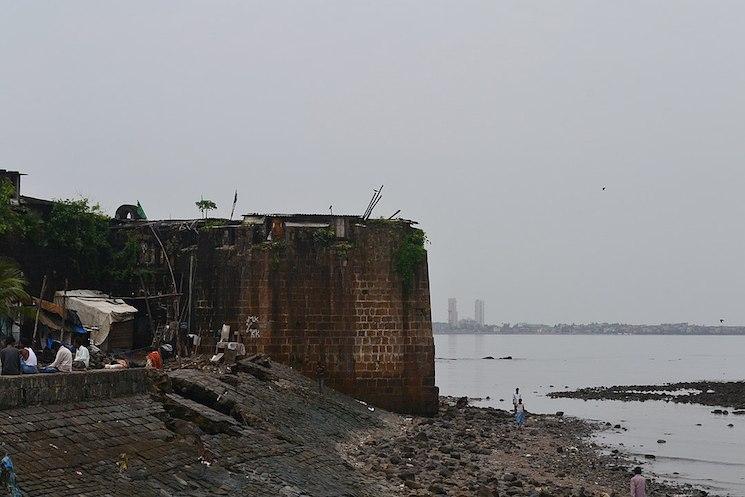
top-left (346, 397), bottom-right (715, 497)
top-left (547, 381), bottom-right (745, 411)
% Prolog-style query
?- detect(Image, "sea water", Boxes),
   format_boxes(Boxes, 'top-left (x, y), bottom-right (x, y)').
top-left (434, 334), bottom-right (745, 496)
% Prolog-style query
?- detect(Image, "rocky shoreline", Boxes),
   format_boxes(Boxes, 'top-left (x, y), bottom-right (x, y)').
top-left (547, 381), bottom-right (745, 410)
top-left (345, 397), bottom-right (714, 497)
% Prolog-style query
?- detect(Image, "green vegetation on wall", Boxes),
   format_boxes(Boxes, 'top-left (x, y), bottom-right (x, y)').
top-left (394, 228), bottom-right (427, 291)
top-left (1, 183), bottom-right (147, 288)
top-left (312, 227), bottom-right (336, 246)
top-left (0, 257), bottom-right (29, 319)
top-left (0, 179), bottom-right (40, 238)
top-left (45, 198), bottom-right (112, 282)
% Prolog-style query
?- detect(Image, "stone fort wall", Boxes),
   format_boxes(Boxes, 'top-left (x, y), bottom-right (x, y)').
top-left (121, 217), bottom-right (438, 415)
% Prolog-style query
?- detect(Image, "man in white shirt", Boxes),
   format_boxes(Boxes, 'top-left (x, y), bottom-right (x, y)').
top-left (19, 338), bottom-right (38, 374)
top-left (40, 342), bottom-right (73, 373)
top-left (73, 339), bottom-right (90, 369)
top-left (512, 388), bottom-right (520, 413)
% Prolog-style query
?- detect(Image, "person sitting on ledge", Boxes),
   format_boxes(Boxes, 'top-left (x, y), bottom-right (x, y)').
top-left (39, 341), bottom-right (73, 373)
top-left (0, 336), bottom-right (21, 376)
top-left (145, 348), bottom-right (163, 369)
top-left (18, 338), bottom-right (38, 374)
top-left (73, 338), bottom-right (90, 370)
top-left (104, 356), bottom-right (129, 370)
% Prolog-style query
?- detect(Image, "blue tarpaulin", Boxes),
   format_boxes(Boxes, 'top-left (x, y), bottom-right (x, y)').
top-left (1, 454), bottom-right (22, 497)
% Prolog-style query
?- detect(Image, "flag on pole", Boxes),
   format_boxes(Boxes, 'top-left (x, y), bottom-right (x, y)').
top-left (230, 189), bottom-right (238, 219)
top-left (136, 201), bottom-right (147, 220)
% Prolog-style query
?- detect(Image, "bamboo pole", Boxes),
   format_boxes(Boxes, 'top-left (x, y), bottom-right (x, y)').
top-left (32, 275), bottom-right (48, 347)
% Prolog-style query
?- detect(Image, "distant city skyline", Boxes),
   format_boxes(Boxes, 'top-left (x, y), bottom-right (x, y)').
top-left (475, 299), bottom-right (485, 327)
top-left (447, 297), bottom-right (486, 327)
top-left (447, 298), bottom-right (458, 328)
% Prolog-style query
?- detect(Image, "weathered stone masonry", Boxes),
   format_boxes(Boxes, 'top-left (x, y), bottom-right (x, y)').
top-left (122, 216), bottom-right (438, 415)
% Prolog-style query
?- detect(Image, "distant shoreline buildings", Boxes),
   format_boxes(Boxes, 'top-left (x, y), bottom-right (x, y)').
top-left (445, 297), bottom-right (488, 331)
top-left (475, 300), bottom-right (484, 327)
top-left (433, 320), bottom-right (745, 336)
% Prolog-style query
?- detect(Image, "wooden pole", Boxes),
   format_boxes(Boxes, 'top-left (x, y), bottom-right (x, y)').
top-left (139, 274), bottom-right (155, 346)
top-left (148, 224), bottom-right (180, 353)
top-left (32, 275), bottom-right (48, 347)
top-left (187, 253), bottom-right (194, 337)
top-left (62, 279), bottom-right (68, 344)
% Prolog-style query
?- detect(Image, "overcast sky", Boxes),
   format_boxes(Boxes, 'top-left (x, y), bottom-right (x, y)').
top-left (3, 1), bottom-right (745, 325)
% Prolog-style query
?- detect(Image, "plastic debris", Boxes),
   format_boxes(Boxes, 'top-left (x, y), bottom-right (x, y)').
top-left (1, 454), bottom-right (22, 497)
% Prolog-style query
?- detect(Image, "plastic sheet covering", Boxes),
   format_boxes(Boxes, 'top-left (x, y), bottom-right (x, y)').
top-left (53, 290), bottom-right (137, 346)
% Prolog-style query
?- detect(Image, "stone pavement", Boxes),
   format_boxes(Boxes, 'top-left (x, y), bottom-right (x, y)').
top-left (0, 362), bottom-right (403, 497)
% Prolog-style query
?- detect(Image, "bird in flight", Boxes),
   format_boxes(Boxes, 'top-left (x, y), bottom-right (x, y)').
top-left (720, 319), bottom-right (725, 324)
top-left (602, 186), bottom-right (606, 191)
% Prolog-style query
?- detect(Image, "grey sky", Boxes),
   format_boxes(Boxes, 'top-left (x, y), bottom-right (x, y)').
top-left (2, 1), bottom-right (745, 325)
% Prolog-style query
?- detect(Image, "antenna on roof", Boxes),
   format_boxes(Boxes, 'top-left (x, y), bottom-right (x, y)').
top-left (362, 185), bottom-right (383, 220)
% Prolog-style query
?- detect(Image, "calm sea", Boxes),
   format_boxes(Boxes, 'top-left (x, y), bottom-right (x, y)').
top-left (434, 334), bottom-right (745, 496)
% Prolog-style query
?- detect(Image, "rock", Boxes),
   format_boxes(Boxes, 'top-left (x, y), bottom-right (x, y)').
top-left (456, 397), bottom-right (469, 409)
top-left (438, 467), bottom-right (452, 478)
top-left (482, 356), bottom-right (495, 360)
top-left (613, 424), bottom-right (621, 429)
top-left (415, 431), bottom-right (429, 442)
top-left (234, 359), bottom-right (274, 381)
top-left (499, 356), bottom-right (513, 360)
top-left (656, 439), bottom-right (666, 444)
top-left (644, 454), bottom-right (656, 459)
top-left (398, 470), bottom-right (416, 481)
top-left (727, 423), bottom-right (734, 427)
top-left (571, 486), bottom-right (587, 497)
top-left (555, 411), bottom-right (564, 417)
top-left (167, 419), bottom-right (203, 436)
top-left (404, 479), bottom-right (422, 489)
top-left (428, 483), bottom-right (448, 495)
top-left (476, 486), bottom-right (498, 497)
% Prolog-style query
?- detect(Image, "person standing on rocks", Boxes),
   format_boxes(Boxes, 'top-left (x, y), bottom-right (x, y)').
top-left (512, 388), bottom-right (520, 413)
top-left (316, 358), bottom-right (326, 393)
top-left (630, 467), bottom-right (647, 497)
top-left (515, 398), bottom-right (526, 428)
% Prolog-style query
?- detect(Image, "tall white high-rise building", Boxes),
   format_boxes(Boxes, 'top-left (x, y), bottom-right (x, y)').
top-left (475, 299), bottom-right (485, 327)
top-left (448, 298), bottom-right (459, 328)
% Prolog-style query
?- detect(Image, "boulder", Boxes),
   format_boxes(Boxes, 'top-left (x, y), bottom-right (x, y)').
top-left (233, 359), bottom-right (274, 381)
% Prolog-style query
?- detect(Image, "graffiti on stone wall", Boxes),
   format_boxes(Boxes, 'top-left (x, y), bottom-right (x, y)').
top-left (245, 316), bottom-right (260, 338)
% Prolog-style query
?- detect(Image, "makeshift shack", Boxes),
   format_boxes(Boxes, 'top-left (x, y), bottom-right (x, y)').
top-left (54, 290), bottom-right (138, 351)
